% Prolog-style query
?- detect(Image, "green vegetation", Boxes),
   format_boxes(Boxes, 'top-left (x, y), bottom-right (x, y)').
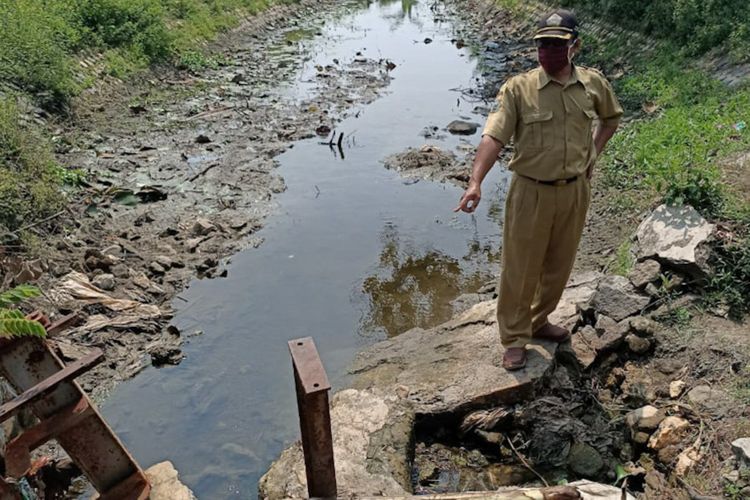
top-left (611, 240), bottom-right (634, 276)
top-left (559, 0), bottom-right (750, 59)
top-left (0, 285), bottom-right (47, 339)
top-left (0, 0), bottom-right (294, 109)
top-left (0, 98), bottom-right (74, 237)
top-left (0, 0), bottom-right (292, 244)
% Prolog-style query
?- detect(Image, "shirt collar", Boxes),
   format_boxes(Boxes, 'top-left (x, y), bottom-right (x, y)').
top-left (537, 64), bottom-right (581, 90)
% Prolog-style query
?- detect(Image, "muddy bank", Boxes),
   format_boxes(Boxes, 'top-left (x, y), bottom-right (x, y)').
top-left (3, 0), bottom-right (399, 401)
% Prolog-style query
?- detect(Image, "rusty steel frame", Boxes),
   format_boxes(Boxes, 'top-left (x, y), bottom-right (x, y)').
top-left (288, 337), bottom-right (337, 499)
top-left (0, 337), bottom-right (150, 499)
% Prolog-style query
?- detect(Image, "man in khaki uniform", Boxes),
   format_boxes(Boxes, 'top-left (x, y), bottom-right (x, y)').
top-left (455, 10), bottom-right (623, 370)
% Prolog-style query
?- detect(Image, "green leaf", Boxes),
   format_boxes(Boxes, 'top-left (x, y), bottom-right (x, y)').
top-left (0, 285), bottom-right (42, 308)
top-left (0, 318), bottom-right (47, 339)
top-left (614, 463), bottom-right (628, 484)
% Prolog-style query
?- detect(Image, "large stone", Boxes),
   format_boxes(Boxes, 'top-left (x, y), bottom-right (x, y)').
top-left (669, 380), bottom-right (686, 399)
top-left (731, 437), bottom-right (750, 469)
top-left (589, 275), bottom-right (651, 322)
top-left (350, 300), bottom-right (556, 414)
top-left (446, 120), bottom-right (480, 135)
top-left (259, 389), bottom-right (414, 499)
top-left (629, 259), bottom-right (662, 289)
top-left (145, 461), bottom-right (196, 500)
top-left (635, 204), bottom-right (715, 277)
top-left (648, 416), bottom-right (690, 450)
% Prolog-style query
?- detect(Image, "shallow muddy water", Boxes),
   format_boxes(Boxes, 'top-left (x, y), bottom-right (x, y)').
top-left (102, 1), bottom-right (511, 496)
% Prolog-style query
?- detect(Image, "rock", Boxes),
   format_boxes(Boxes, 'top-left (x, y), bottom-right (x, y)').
top-left (155, 255), bottom-right (173, 270)
top-left (550, 271), bottom-right (603, 331)
top-left (629, 259), bottom-right (662, 288)
top-left (231, 72), bottom-right (245, 83)
top-left (350, 301), bottom-right (556, 414)
top-left (423, 37), bottom-right (433, 44)
top-left (675, 446), bottom-right (701, 475)
top-left (644, 283), bottom-right (660, 297)
top-left (687, 385), bottom-right (726, 411)
top-left (625, 405), bottom-right (665, 432)
top-left (627, 317), bottom-right (661, 337)
top-left (191, 218), bottom-right (216, 236)
top-left (648, 416), bottom-right (690, 450)
top-left (195, 133), bottom-right (212, 144)
top-left (589, 276), bottom-right (651, 322)
top-left (626, 334), bottom-right (651, 354)
top-left (451, 293), bottom-right (487, 315)
top-left (568, 442), bottom-right (603, 478)
top-left (656, 444), bottom-right (681, 464)
top-left (145, 461), bottom-right (196, 500)
top-left (149, 262), bottom-right (166, 275)
top-left (731, 438), bottom-right (750, 469)
top-left (447, 120), bottom-right (480, 135)
top-left (565, 325), bottom-right (597, 369)
top-left (84, 249), bottom-right (117, 272)
top-left (669, 380), bottom-right (686, 399)
top-left (111, 263), bottom-right (130, 278)
top-left (150, 346), bottom-right (184, 367)
top-left (91, 273), bottom-right (115, 291)
top-left (633, 431), bottom-right (651, 445)
top-left (592, 321), bottom-right (629, 352)
top-left (635, 204), bottom-right (715, 277)
top-left (724, 470), bottom-right (741, 483)
top-left (259, 389), bottom-right (414, 498)
top-left (655, 358), bottom-right (683, 375)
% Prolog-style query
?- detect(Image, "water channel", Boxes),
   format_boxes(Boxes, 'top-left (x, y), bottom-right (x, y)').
top-left (102, 1), bottom-right (511, 496)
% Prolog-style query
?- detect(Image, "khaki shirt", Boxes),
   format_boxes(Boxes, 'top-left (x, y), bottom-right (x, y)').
top-left (483, 65), bottom-right (623, 181)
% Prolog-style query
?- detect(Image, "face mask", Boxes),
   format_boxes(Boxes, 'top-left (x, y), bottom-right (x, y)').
top-left (538, 44), bottom-right (571, 75)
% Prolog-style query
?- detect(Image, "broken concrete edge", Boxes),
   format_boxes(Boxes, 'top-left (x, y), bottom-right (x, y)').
top-left (355, 480), bottom-right (634, 500)
top-left (143, 461), bottom-right (196, 500)
top-left (260, 273), bottom-right (602, 498)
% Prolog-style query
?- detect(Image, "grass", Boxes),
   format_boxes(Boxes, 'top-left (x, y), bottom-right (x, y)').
top-left (0, 98), bottom-right (75, 239)
top-left (610, 239), bottom-right (634, 276)
top-left (0, 0), bottom-right (295, 110)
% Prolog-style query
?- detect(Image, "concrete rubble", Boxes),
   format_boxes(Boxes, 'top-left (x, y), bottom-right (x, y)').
top-left (635, 204), bottom-right (715, 277)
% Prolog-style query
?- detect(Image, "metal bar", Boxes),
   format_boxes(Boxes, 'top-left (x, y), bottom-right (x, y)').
top-left (5, 398), bottom-right (92, 479)
top-left (0, 349), bottom-right (103, 423)
top-left (0, 339), bottom-right (149, 495)
top-left (288, 337), bottom-right (336, 499)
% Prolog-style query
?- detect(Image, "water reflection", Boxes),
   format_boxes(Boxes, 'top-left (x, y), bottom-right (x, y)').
top-left (359, 218), bottom-right (501, 338)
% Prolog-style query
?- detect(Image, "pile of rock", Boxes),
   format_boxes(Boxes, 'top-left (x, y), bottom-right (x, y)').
top-left (724, 438), bottom-right (750, 498)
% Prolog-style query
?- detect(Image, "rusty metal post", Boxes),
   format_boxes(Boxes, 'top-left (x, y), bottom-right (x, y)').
top-left (288, 337), bottom-right (336, 499)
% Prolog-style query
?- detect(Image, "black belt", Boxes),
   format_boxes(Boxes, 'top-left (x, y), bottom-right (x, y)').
top-left (519, 174), bottom-right (579, 186)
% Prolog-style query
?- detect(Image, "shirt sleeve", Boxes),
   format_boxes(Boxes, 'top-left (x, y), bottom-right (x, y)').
top-left (482, 81), bottom-right (517, 145)
top-left (594, 76), bottom-right (623, 127)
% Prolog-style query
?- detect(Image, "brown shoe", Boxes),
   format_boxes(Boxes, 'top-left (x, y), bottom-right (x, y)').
top-left (532, 323), bottom-right (571, 343)
top-left (502, 347), bottom-right (527, 371)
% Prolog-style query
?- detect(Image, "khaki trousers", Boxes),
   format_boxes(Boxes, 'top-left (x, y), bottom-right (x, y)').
top-left (497, 174), bottom-right (591, 348)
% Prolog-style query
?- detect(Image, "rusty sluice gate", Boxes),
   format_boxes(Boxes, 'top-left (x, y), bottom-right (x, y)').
top-left (0, 315), bottom-right (150, 499)
top-left (288, 337), bottom-right (337, 499)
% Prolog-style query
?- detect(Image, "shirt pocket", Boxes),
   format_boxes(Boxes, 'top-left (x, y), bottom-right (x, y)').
top-left (520, 110), bottom-right (553, 151)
